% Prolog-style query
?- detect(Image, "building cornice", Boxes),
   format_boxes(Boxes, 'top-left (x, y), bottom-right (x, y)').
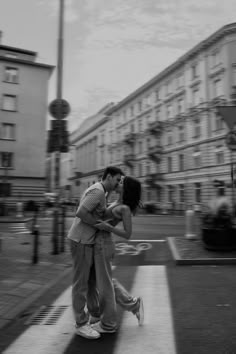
top-left (106, 22), bottom-right (236, 113)
top-left (0, 44), bottom-right (36, 56)
top-left (0, 56), bottom-right (55, 71)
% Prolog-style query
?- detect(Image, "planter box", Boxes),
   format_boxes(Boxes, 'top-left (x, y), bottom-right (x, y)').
top-left (202, 227), bottom-right (236, 251)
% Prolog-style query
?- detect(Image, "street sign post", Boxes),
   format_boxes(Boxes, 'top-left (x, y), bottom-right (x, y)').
top-left (49, 98), bottom-right (70, 119)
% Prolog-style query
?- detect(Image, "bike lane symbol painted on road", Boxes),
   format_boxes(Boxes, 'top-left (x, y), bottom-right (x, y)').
top-left (115, 242), bottom-right (152, 256)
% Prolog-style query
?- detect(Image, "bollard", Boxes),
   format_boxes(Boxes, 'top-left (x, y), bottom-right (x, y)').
top-left (32, 225), bottom-right (39, 264)
top-left (185, 209), bottom-right (198, 240)
top-left (60, 204), bottom-right (66, 253)
top-left (16, 202), bottom-right (23, 218)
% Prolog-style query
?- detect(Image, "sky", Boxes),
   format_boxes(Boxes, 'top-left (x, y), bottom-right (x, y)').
top-left (0, 0), bottom-right (236, 131)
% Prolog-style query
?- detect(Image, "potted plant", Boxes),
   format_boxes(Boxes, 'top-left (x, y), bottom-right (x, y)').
top-left (201, 196), bottom-right (236, 251)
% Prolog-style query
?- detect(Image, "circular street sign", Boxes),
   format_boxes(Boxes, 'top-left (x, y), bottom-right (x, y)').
top-left (226, 131), bottom-right (236, 151)
top-left (49, 98), bottom-right (70, 119)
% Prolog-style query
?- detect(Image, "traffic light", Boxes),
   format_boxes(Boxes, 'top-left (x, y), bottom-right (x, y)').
top-left (47, 119), bottom-right (69, 153)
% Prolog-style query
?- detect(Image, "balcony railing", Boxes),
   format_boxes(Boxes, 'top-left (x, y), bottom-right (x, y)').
top-left (123, 132), bottom-right (136, 145)
top-left (123, 153), bottom-right (135, 167)
top-left (147, 145), bottom-right (162, 162)
top-left (147, 121), bottom-right (162, 135)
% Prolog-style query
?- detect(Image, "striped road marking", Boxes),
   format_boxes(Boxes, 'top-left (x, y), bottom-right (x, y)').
top-left (114, 266), bottom-right (176, 354)
top-left (3, 266), bottom-right (176, 354)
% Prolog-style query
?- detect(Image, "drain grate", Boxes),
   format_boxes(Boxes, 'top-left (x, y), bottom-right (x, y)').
top-left (25, 305), bottom-right (69, 325)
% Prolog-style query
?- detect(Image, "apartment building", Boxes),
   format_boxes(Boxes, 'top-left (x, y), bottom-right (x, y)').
top-left (0, 43), bottom-right (54, 209)
top-left (65, 103), bottom-right (115, 201)
top-left (67, 23), bottom-right (236, 211)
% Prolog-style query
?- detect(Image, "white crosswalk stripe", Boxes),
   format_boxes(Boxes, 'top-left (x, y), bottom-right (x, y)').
top-left (3, 266), bottom-right (176, 354)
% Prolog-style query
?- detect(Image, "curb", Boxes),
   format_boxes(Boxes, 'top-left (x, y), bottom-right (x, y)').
top-left (0, 266), bottom-right (72, 331)
top-left (167, 237), bottom-right (236, 265)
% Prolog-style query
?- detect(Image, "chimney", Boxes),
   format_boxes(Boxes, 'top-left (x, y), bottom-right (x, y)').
top-left (0, 31), bottom-right (2, 44)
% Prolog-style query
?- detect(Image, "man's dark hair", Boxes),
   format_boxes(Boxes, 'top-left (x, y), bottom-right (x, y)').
top-left (102, 166), bottom-right (124, 180)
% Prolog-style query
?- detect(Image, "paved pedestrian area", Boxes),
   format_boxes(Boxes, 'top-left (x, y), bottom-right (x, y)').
top-left (0, 220), bottom-right (72, 330)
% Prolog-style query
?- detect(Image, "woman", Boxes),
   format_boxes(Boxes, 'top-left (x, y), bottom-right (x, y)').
top-left (90, 176), bottom-right (144, 334)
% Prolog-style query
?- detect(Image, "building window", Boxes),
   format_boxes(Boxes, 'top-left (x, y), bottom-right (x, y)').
top-left (195, 182), bottom-right (201, 203)
top-left (146, 137), bottom-right (151, 149)
top-left (179, 154), bottom-right (184, 171)
top-left (138, 141), bottom-right (143, 154)
top-left (0, 123), bottom-right (15, 140)
top-left (191, 63), bottom-right (198, 80)
top-left (130, 105), bottom-right (134, 117)
top-left (193, 118), bottom-right (201, 138)
top-left (138, 118), bottom-right (142, 132)
top-left (155, 89), bottom-right (159, 101)
top-left (215, 146), bottom-right (224, 164)
top-left (167, 156), bottom-right (172, 173)
top-left (213, 79), bottom-right (222, 98)
top-left (155, 109), bottom-right (160, 120)
top-left (211, 49), bottom-right (220, 67)
top-left (138, 162), bottom-right (142, 177)
top-left (146, 161), bottom-right (150, 174)
top-left (167, 131), bottom-right (173, 145)
top-left (179, 184), bottom-right (185, 203)
top-left (167, 104), bottom-right (172, 119)
top-left (178, 125), bottom-right (185, 142)
top-left (0, 152), bottom-right (13, 168)
top-left (2, 94), bottom-right (17, 111)
top-left (177, 98), bottom-right (184, 114)
top-left (192, 88), bottom-right (199, 106)
top-left (138, 100), bottom-right (142, 112)
top-left (167, 185), bottom-right (174, 202)
top-left (193, 148), bottom-right (201, 168)
top-left (4, 67), bottom-right (19, 83)
top-left (215, 113), bottom-right (223, 130)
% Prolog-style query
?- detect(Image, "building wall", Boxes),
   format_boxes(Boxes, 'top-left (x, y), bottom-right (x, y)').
top-left (0, 45), bottom-right (54, 208)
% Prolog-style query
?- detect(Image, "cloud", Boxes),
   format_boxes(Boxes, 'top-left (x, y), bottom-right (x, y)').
top-left (38, 0), bottom-right (78, 23)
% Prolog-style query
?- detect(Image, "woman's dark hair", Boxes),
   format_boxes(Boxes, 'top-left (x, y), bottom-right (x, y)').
top-left (122, 176), bottom-right (141, 214)
top-left (102, 166), bottom-right (124, 180)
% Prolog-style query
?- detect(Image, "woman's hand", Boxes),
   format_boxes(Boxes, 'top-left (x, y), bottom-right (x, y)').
top-left (95, 220), bottom-right (112, 232)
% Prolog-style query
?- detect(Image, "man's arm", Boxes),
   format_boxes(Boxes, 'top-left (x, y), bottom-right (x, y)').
top-left (76, 189), bottom-right (105, 226)
top-left (76, 205), bottom-right (99, 226)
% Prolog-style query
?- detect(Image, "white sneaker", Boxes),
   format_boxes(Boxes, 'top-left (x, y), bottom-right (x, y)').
top-left (135, 297), bottom-right (144, 326)
top-left (91, 321), bottom-right (117, 333)
top-left (75, 323), bottom-right (101, 339)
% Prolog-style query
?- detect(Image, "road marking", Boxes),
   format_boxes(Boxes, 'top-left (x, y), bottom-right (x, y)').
top-left (114, 266), bottom-right (176, 354)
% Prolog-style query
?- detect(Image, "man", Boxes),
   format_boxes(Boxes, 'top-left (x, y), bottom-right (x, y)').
top-left (67, 166), bottom-right (124, 339)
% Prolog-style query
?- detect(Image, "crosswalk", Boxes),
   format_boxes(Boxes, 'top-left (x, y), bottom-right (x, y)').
top-left (3, 266), bottom-right (176, 354)
top-left (1, 223), bottom-right (31, 237)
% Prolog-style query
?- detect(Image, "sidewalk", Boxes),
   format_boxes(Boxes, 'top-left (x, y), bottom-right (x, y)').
top-left (0, 217), bottom-right (72, 331)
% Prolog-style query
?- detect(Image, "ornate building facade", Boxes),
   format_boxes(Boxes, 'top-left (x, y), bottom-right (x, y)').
top-left (67, 23), bottom-right (236, 211)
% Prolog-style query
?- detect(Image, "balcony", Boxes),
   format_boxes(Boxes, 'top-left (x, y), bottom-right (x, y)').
top-left (123, 153), bottom-right (135, 167)
top-left (123, 132), bottom-right (136, 145)
top-left (147, 121), bottom-right (162, 136)
top-left (145, 173), bottom-right (164, 189)
top-left (147, 145), bottom-right (162, 163)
